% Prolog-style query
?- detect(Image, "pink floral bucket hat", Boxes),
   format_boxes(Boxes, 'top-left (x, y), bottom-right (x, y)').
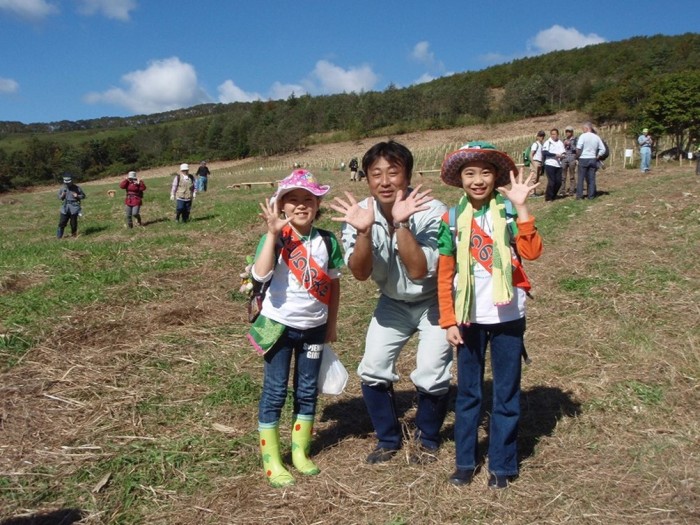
top-left (272, 169), bottom-right (330, 204)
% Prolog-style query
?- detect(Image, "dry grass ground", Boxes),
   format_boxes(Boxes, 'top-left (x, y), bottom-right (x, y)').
top-left (0, 116), bottom-right (698, 524)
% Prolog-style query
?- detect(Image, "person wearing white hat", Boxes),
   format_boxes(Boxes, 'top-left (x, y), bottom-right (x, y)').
top-left (119, 171), bottom-right (147, 228)
top-left (170, 163), bottom-right (196, 222)
top-left (638, 128), bottom-right (653, 173)
top-left (56, 173), bottom-right (86, 238)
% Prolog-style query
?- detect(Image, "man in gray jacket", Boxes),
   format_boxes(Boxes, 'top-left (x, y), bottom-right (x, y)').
top-left (57, 174), bottom-right (86, 238)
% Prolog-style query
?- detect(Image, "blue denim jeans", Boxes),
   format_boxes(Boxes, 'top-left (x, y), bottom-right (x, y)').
top-left (576, 158), bottom-right (598, 199)
top-left (454, 317), bottom-right (525, 476)
top-left (197, 176), bottom-right (208, 191)
top-left (175, 199), bottom-right (192, 222)
top-left (258, 323), bottom-right (326, 425)
top-left (640, 147), bottom-right (651, 172)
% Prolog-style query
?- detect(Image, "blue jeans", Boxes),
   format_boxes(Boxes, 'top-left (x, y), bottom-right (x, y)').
top-left (175, 199), bottom-right (192, 222)
top-left (197, 176), bottom-right (208, 191)
top-left (576, 158), bottom-right (598, 199)
top-left (640, 147), bottom-right (651, 172)
top-left (454, 318), bottom-right (525, 476)
top-left (258, 323), bottom-right (326, 424)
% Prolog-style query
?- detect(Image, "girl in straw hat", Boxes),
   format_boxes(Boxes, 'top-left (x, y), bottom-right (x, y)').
top-left (436, 142), bottom-right (543, 489)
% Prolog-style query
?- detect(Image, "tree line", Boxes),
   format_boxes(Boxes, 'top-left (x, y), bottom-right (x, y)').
top-left (0, 33), bottom-right (698, 192)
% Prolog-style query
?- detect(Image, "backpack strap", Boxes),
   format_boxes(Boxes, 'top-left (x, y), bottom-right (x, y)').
top-left (316, 228), bottom-right (334, 259)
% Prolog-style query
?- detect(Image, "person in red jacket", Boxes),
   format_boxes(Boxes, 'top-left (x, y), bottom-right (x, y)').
top-left (436, 141), bottom-right (543, 489)
top-left (119, 171), bottom-right (147, 228)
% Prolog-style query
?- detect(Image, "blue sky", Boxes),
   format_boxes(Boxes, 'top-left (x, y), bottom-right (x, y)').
top-left (0, 0), bottom-right (697, 124)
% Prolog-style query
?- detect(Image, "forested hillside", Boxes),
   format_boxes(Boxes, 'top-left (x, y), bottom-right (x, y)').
top-left (0, 33), bottom-right (698, 192)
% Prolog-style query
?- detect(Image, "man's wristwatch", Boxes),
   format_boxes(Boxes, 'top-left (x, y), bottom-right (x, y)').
top-left (393, 221), bottom-right (410, 229)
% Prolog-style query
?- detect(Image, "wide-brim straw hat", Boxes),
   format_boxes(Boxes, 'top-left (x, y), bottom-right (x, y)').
top-left (441, 141), bottom-right (517, 188)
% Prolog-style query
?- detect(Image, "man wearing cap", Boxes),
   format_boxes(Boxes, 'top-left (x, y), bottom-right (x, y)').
top-left (330, 140), bottom-right (452, 465)
top-left (560, 126), bottom-right (578, 196)
top-left (170, 163), bottom-right (196, 223)
top-left (638, 128), bottom-right (653, 173)
top-left (530, 131), bottom-right (545, 195)
top-left (119, 171), bottom-right (147, 228)
top-left (56, 174), bottom-right (86, 238)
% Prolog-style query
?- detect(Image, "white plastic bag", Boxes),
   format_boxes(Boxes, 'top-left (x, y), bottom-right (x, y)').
top-left (318, 344), bottom-right (348, 395)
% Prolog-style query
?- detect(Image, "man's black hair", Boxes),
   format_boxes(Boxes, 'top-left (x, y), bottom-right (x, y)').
top-left (361, 141), bottom-right (414, 184)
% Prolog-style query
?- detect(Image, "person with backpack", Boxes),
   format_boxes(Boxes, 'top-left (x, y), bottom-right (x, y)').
top-left (119, 171), bottom-right (146, 228)
top-left (529, 131), bottom-right (545, 195)
top-left (349, 157), bottom-right (359, 181)
top-left (575, 122), bottom-right (606, 200)
top-left (246, 169), bottom-right (343, 488)
top-left (542, 128), bottom-right (566, 201)
top-left (56, 173), bottom-right (86, 238)
top-left (330, 141), bottom-right (452, 466)
top-left (436, 141), bottom-right (543, 489)
top-left (170, 163), bottom-right (196, 222)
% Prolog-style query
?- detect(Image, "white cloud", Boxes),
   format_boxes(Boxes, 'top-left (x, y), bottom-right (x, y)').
top-left (413, 73), bottom-right (435, 85)
top-left (269, 81), bottom-right (307, 101)
top-left (0, 0), bottom-right (59, 20)
top-left (0, 77), bottom-right (19, 94)
top-left (74, 0), bottom-right (137, 21)
top-left (310, 60), bottom-right (378, 94)
top-left (217, 80), bottom-right (261, 103)
top-left (529, 25), bottom-right (606, 54)
top-left (84, 57), bottom-right (210, 114)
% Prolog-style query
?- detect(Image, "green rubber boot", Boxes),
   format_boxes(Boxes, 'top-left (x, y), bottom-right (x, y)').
top-left (259, 424), bottom-right (295, 488)
top-left (291, 415), bottom-right (320, 475)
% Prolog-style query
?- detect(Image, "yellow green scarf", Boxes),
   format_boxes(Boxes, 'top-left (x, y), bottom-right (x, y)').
top-left (454, 193), bottom-right (514, 324)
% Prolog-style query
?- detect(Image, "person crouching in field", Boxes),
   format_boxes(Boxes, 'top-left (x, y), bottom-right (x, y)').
top-left (119, 171), bottom-right (146, 228)
top-left (56, 173), bottom-right (86, 239)
top-left (437, 142), bottom-right (543, 489)
top-left (247, 169), bottom-right (344, 488)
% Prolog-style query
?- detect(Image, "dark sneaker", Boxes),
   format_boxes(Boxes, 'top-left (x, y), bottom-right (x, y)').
top-left (488, 472), bottom-right (516, 489)
top-left (448, 469), bottom-right (475, 486)
top-left (366, 447), bottom-right (398, 464)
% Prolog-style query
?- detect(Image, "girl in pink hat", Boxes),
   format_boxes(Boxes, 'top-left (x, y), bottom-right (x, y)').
top-left (247, 169), bottom-right (344, 487)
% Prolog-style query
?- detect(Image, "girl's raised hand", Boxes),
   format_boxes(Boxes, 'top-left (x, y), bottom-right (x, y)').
top-left (496, 166), bottom-right (536, 206)
top-left (259, 197), bottom-right (291, 235)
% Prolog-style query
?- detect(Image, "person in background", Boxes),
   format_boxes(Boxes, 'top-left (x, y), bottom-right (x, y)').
top-left (542, 128), bottom-right (566, 201)
top-left (436, 142), bottom-right (543, 489)
top-left (530, 131), bottom-right (545, 195)
top-left (119, 171), bottom-right (146, 228)
top-left (247, 169), bottom-right (343, 488)
top-left (575, 122), bottom-right (606, 200)
top-left (560, 126), bottom-right (577, 196)
top-left (349, 157), bottom-right (359, 182)
top-left (56, 173), bottom-right (86, 239)
top-left (330, 141), bottom-right (452, 465)
top-left (196, 160), bottom-right (210, 191)
top-left (170, 163), bottom-right (196, 222)
top-left (638, 128), bottom-right (653, 173)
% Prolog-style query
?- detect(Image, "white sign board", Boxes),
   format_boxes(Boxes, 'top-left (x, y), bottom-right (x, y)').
top-left (624, 149), bottom-right (634, 158)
